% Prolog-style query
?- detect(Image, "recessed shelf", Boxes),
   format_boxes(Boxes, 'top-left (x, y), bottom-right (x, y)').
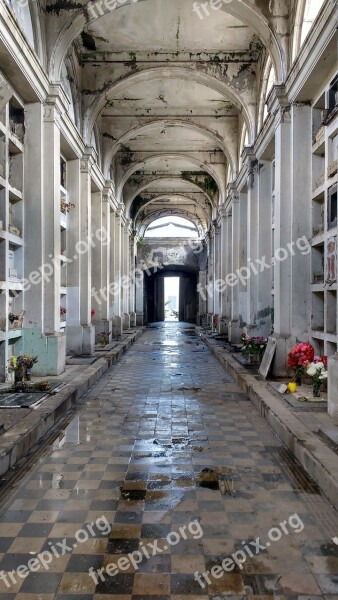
top-left (7, 232), bottom-right (23, 247)
top-left (8, 133), bottom-right (23, 155)
top-left (7, 329), bottom-right (22, 340)
top-left (8, 186), bottom-right (22, 203)
top-left (60, 212), bottom-right (67, 230)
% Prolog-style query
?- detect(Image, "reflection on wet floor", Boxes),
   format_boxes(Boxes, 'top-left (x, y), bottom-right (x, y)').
top-left (0, 322), bottom-right (337, 599)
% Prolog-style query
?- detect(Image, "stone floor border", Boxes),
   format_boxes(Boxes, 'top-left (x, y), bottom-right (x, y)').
top-left (0, 328), bottom-right (144, 479)
top-left (199, 328), bottom-right (338, 511)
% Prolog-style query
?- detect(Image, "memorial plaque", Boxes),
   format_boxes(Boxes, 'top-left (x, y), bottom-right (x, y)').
top-left (259, 337), bottom-right (277, 379)
top-left (0, 392), bottom-right (46, 408)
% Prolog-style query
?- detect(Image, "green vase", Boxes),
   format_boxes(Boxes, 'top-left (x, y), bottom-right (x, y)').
top-left (313, 380), bottom-right (320, 397)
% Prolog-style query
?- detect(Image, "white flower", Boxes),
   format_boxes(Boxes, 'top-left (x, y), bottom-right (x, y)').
top-left (307, 365), bottom-right (317, 376)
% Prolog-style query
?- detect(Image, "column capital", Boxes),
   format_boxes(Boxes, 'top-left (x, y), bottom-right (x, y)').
top-left (81, 147), bottom-right (97, 174)
top-left (266, 84), bottom-right (291, 127)
top-left (44, 84), bottom-right (70, 123)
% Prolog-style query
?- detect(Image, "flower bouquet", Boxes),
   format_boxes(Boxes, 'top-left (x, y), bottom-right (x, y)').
top-left (241, 334), bottom-right (268, 364)
top-left (287, 342), bottom-right (314, 385)
top-left (212, 317), bottom-right (218, 332)
top-left (99, 332), bottom-right (110, 347)
top-left (8, 354), bottom-right (38, 382)
top-left (306, 359), bottom-right (328, 397)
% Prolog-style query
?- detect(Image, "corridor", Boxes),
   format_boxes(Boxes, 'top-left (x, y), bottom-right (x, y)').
top-left (0, 323), bottom-right (337, 599)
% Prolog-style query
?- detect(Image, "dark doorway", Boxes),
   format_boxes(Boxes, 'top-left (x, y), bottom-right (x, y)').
top-left (145, 268), bottom-right (198, 323)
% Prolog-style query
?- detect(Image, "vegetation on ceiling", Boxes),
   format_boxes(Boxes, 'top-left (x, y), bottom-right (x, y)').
top-left (181, 171), bottom-right (218, 197)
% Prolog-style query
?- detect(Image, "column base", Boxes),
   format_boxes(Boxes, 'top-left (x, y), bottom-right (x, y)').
top-left (136, 312), bottom-right (144, 326)
top-left (20, 328), bottom-right (66, 375)
top-left (328, 353), bottom-right (338, 420)
top-left (66, 325), bottom-right (83, 355)
top-left (82, 325), bottom-right (95, 355)
top-left (219, 317), bottom-right (228, 335)
top-left (123, 313), bottom-right (131, 330)
top-left (271, 334), bottom-right (297, 377)
top-left (93, 320), bottom-right (112, 344)
top-left (129, 312), bottom-right (136, 327)
top-left (228, 320), bottom-right (242, 343)
top-left (112, 316), bottom-right (123, 338)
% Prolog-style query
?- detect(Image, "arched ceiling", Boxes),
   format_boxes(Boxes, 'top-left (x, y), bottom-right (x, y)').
top-left (46, 0), bottom-right (290, 235)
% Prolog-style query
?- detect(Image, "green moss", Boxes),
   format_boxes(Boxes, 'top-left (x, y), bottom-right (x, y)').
top-left (181, 171), bottom-right (218, 196)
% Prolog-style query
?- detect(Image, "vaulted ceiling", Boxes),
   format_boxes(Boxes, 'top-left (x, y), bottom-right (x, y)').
top-left (46, 0), bottom-right (291, 234)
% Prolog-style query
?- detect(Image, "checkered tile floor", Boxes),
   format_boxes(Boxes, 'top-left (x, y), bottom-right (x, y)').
top-left (0, 322), bottom-right (337, 599)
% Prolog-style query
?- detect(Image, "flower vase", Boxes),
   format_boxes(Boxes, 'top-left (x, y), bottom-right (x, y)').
top-left (295, 367), bottom-right (303, 386)
top-left (14, 367), bottom-right (23, 384)
top-left (25, 369), bottom-right (31, 381)
top-left (313, 380), bottom-right (321, 397)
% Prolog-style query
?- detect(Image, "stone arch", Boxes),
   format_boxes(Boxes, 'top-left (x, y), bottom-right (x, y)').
top-left (48, 0), bottom-right (285, 93)
top-left (104, 118), bottom-right (235, 179)
top-left (85, 67), bottom-right (255, 148)
top-left (134, 194), bottom-right (210, 230)
top-left (126, 176), bottom-right (215, 216)
top-left (118, 154), bottom-right (223, 205)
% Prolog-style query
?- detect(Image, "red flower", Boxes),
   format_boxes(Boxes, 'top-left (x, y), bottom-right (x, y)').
top-left (288, 343), bottom-right (314, 369)
top-left (91, 308), bottom-right (95, 317)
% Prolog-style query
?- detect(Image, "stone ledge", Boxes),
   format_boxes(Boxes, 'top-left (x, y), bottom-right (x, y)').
top-left (0, 327), bottom-right (144, 478)
top-left (199, 330), bottom-right (338, 510)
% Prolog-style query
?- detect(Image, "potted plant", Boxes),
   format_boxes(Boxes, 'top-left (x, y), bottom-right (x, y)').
top-left (287, 342), bottom-right (314, 385)
top-left (306, 359), bottom-right (328, 397)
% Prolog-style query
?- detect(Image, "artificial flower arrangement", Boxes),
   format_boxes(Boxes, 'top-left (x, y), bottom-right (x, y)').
top-left (241, 334), bottom-right (268, 361)
top-left (91, 308), bottom-right (95, 317)
top-left (306, 357), bottom-right (328, 397)
top-left (287, 342), bottom-right (314, 385)
top-left (60, 199), bottom-right (75, 213)
top-left (60, 307), bottom-right (67, 317)
top-left (99, 332), bottom-right (110, 347)
top-left (8, 354), bottom-right (38, 382)
top-left (212, 317), bottom-right (218, 331)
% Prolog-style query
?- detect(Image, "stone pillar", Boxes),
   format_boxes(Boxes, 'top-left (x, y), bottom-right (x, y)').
top-left (246, 159), bottom-right (259, 332)
top-left (22, 101), bottom-right (66, 375)
top-left (100, 186), bottom-right (112, 336)
top-left (219, 207), bottom-right (228, 334)
top-left (122, 221), bottom-right (130, 330)
top-left (66, 158), bottom-right (82, 354)
top-left (198, 270), bottom-right (207, 325)
top-left (238, 191), bottom-right (248, 331)
top-left (228, 192), bottom-right (241, 342)
top-left (224, 209), bottom-right (232, 325)
top-left (328, 353), bottom-right (338, 420)
top-left (257, 161), bottom-right (273, 337)
top-left (270, 89), bottom-right (293, 375)
top-left (35, 97), bottom-right (65, 373)
top-left (80, 150), bottom-right (95, 354)
top-left (112, 206), bottom-right (122, 336)
top-left (129, 231), bottom-right (136, 326)
top-left (290, 103), bottom-right (312, 339)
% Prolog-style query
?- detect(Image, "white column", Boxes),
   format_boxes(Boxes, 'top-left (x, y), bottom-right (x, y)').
top-left (238, 191), bottom-right (248, 331)
top-left (66, 158), bottom-right (82, 353)
top-left (290, 103), bottom-right (312, 339)
top-left (272, 93), bottom-right (293, 375)
top-left (229, 192), bottom-right (241, 342)
top-left (328, 353), bottom-right (338, 418)
top-left (247, 161), bottom-right (259, 331)
top-left (219, 208), bottom-right (228, 333)
top-left (257, 161), bottom-right (273, 337)
top-left (80, 150), bottom-right (95, 354)
top-left (113, 206), bottom-right (122, 335)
